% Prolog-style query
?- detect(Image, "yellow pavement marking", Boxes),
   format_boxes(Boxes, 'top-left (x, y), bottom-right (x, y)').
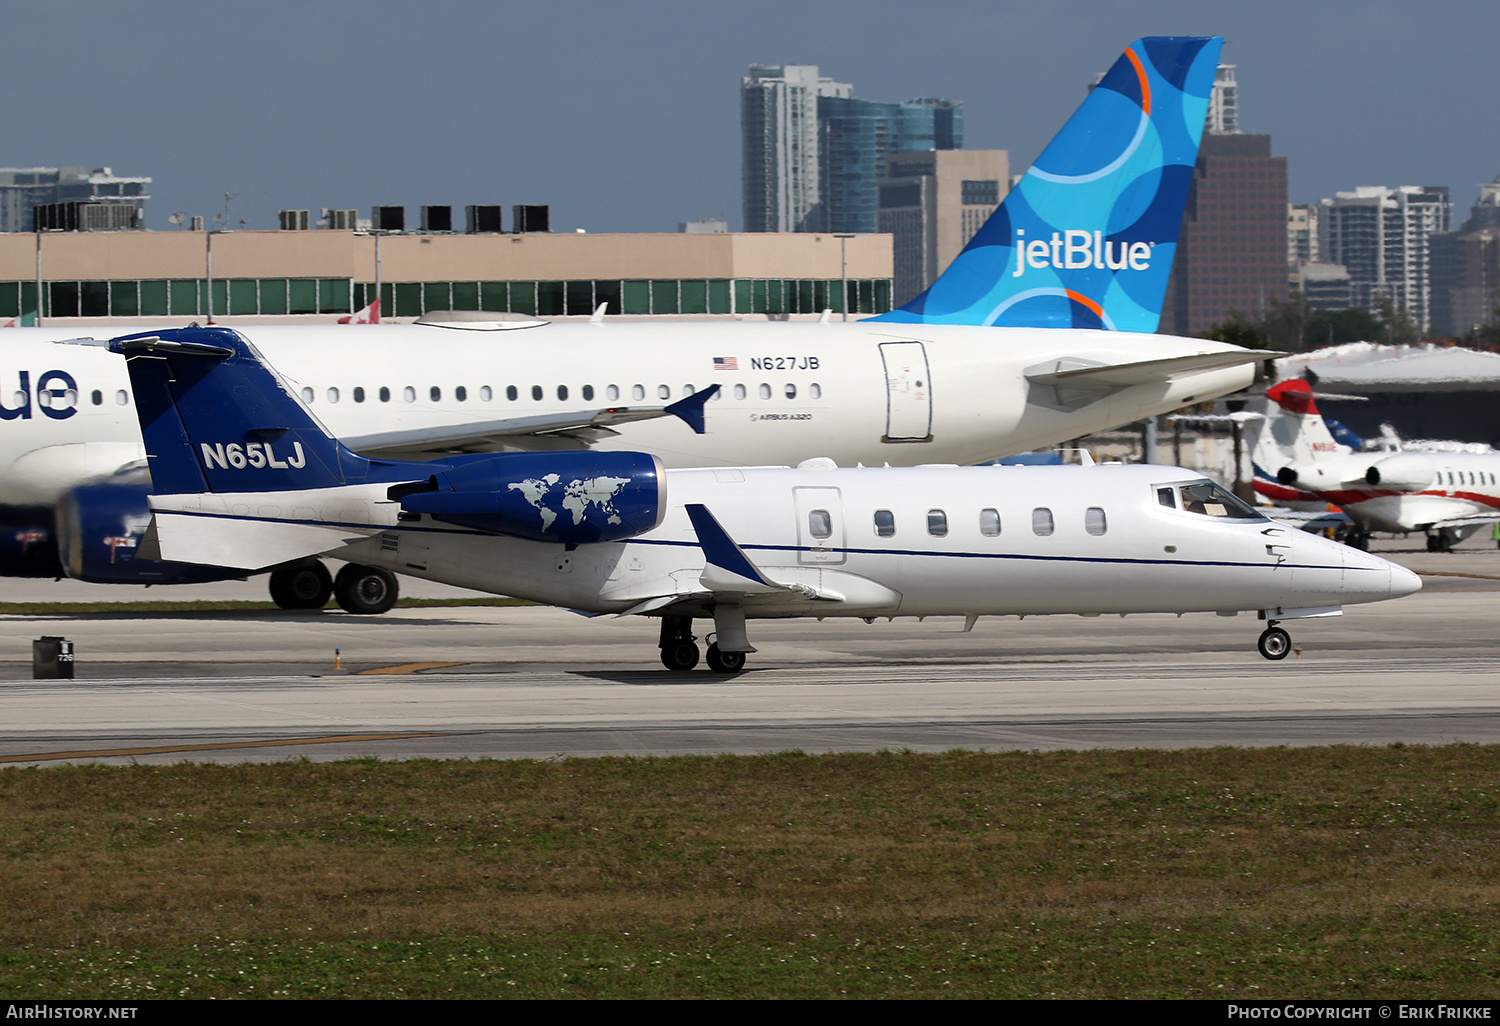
top-left (0, 733), bottom-right (448, 764)
top-left (357, 662), bottom-right (468, 675)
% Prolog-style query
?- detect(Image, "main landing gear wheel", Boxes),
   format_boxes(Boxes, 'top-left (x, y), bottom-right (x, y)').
top-left (333, 564), bottom-right (399, 614)
top-left (661, 641), bottom-right (700, 671)
top-left (658, 615), bottom-right (699, 672)
top-left (268, 562), bottom-right (332, 609)
top-left (1257, 626), bottom-right (1292, 661)
top-left (706, 644), bottom-right (746, 674)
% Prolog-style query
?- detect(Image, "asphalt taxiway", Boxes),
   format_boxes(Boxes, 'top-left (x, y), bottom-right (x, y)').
top-left (2, 540), bottom-right (1498, 766)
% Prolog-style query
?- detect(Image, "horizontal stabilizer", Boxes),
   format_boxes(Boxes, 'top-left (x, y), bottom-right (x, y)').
top-left (149, 510), bottom-right (364, 571)
top-left (1028, 349), bottom-right (1276, 389)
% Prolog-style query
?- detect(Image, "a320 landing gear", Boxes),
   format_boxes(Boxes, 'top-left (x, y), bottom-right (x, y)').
top-left (659, 615), bottom-right (747, 673)
top-left (268, 561), bottom-right (333, 609)
top-left (1257, 621), bottom-right (1292, 661)
top-left (333, 564), bottom-right (399, 614)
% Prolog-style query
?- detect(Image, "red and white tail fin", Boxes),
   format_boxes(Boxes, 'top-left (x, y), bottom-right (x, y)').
top-left (1263, 379), bottom-right (1348, 467)
top-left (338, 298), bottom-right (380, 324)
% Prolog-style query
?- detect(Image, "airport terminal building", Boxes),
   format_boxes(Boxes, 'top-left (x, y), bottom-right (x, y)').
top-left (0, 229), bottom-right (893, 325)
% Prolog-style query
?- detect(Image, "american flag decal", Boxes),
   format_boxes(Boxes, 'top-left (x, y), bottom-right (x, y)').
top-left (713, 356), bottom-right (738, 371)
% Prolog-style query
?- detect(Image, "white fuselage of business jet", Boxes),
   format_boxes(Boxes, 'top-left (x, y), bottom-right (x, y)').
top-left (1, 320), bottom-right (1256, 506)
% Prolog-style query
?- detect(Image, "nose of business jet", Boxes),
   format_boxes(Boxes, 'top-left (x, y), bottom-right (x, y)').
top-left (1345, 545), bottom-right (1422, 601)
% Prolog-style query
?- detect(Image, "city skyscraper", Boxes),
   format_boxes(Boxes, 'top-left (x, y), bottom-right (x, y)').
top-left (741, 65), bottom-right (851, 233)
top-left (741, 65), bottom-right (960, 234)
top-left (1320, 185), bottom-right (1450, 330)
top-left (879, 149), bottom-right (1008, 305)
top-left (1158, 61), bottom-right (1289, 336)
top-left (0, 167), bottom-right (151, 233)
top-left (1159, 134), bottom-right (1289, 336)
top-left (817, 96), bottom-right (961, 234)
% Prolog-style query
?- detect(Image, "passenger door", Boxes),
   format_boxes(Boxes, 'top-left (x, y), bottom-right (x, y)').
top-left (879, 341), bottom-right (933, 442)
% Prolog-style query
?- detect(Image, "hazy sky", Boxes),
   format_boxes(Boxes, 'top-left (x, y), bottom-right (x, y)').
top-left (4, 0), bottom-right (1495, 232)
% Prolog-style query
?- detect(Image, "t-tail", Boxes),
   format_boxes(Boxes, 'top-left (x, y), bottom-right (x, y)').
top-left (869, 36), bottom-right (1222, 332)
top-left (109, 327), bottom-right (423, 494)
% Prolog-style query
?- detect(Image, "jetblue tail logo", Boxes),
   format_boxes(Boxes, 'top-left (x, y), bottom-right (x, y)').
top-left (871, 36), bottom-right (1221, 333)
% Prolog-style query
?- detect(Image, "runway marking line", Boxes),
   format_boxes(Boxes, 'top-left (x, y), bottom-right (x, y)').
top-left (358, 662), bottom-right (468, 675)
top-left (0, 732), bottom-right (449, 764)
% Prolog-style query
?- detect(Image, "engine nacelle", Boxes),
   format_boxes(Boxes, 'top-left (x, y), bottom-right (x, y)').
top-left (397, 451), bottom-right (667, 545)
top-left (1363, 452), bottom-right (1436, 492)
top-left (0, 505), bottom-right (62, 578)
top-left (1277, 456), bottom-right (1382, 491)
top-left (56, 474), bottom-right (249, 585)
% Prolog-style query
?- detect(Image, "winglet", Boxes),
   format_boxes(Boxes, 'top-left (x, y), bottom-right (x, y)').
top-left (685, 503), bottom-right (785, 593)
top-left (869, 37), bottom-right (1222, 332)
top-left (665, 384), bottom-right (721, 434)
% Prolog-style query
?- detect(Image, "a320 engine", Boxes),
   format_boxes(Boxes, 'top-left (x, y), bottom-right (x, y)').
top-left (393, 451), bottom-right (667, 546)
top-left (56, 470), bottom-right (248, 585)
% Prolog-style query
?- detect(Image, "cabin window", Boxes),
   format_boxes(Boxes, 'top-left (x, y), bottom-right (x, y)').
top-left (607, 384), bottom-right (619, 401)
top-left (734, 384), bottom-right (747, 400)
top-left (759, 383), bottom-right (772, 399)
top-left (116, 390), bottom-right (129, 406)
top-left (429, 386), bottom-right (441, 402)
top-left (808, 510), bottom-right (832, 539)
top-left (558, 385), bottom-right (569, 401)
top-left (683, 384), bottom-right (695, 396)
top-left (506, 385), bottom-right (518, 401)
top-left (657, 384), bottom-right (671, 400)
top-left (1086, 507), bottom-right (1108, 536)
top-left (582, 385), bottom-right (594, 401)
top-left (403, 386), bottom-right (416, 403)
top-left (91, 390), bottom-right (102, 405)
top-left (1032, 507), bottom-right (1054, 536)
top-left (479, 385), bottom-right (492, 401)
top-left (301, 387), bottom-right (315, 404)
top-left (927, 509), bottom-right (948, 537)
top-left (979, 508), bottom-right (1001, 536)
top-left (632, 384), bottom-right (645, 401)
top-left (810, 383), bottom-right (822, 399)
top-left (1177, 481), bottom-right (1265, 520)
top-left (326, 387), bottom-right (339, 404)
top-left (455, 386), bottom-right (467, 402)
top-left (874, 509), bottom-right (895, 537)
top-left (531, 385), bottom-right (543, 401)
top-left (785, 383), bottom-right (797, 399)
top-left (379, 387), bottom-right (391, 403)
top-left (353, 386), bottom-right (366, 403)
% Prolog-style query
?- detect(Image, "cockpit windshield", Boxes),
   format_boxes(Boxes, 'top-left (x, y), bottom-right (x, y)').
top-left (1159, 480), bottom-right (1267, 521)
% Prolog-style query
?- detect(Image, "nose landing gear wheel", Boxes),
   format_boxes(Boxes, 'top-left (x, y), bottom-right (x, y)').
top-left (706, 644), bottom-right (746, 674)
top-left (1257, 626), bottom-right (1292, 661)
top-left (661, 641), bottom-right (700, 672)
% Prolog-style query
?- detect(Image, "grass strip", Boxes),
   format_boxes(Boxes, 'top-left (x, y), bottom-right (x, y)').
top-left (0, 597), bottom-right (533, 616)
top-left (1, 745), bottom-right (1497, 999)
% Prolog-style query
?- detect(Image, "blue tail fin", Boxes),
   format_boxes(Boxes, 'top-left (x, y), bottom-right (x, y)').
top-left (109, 327), bottom-right (418, 494)
top-left (870, 36), bottom-right (1222, 333)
